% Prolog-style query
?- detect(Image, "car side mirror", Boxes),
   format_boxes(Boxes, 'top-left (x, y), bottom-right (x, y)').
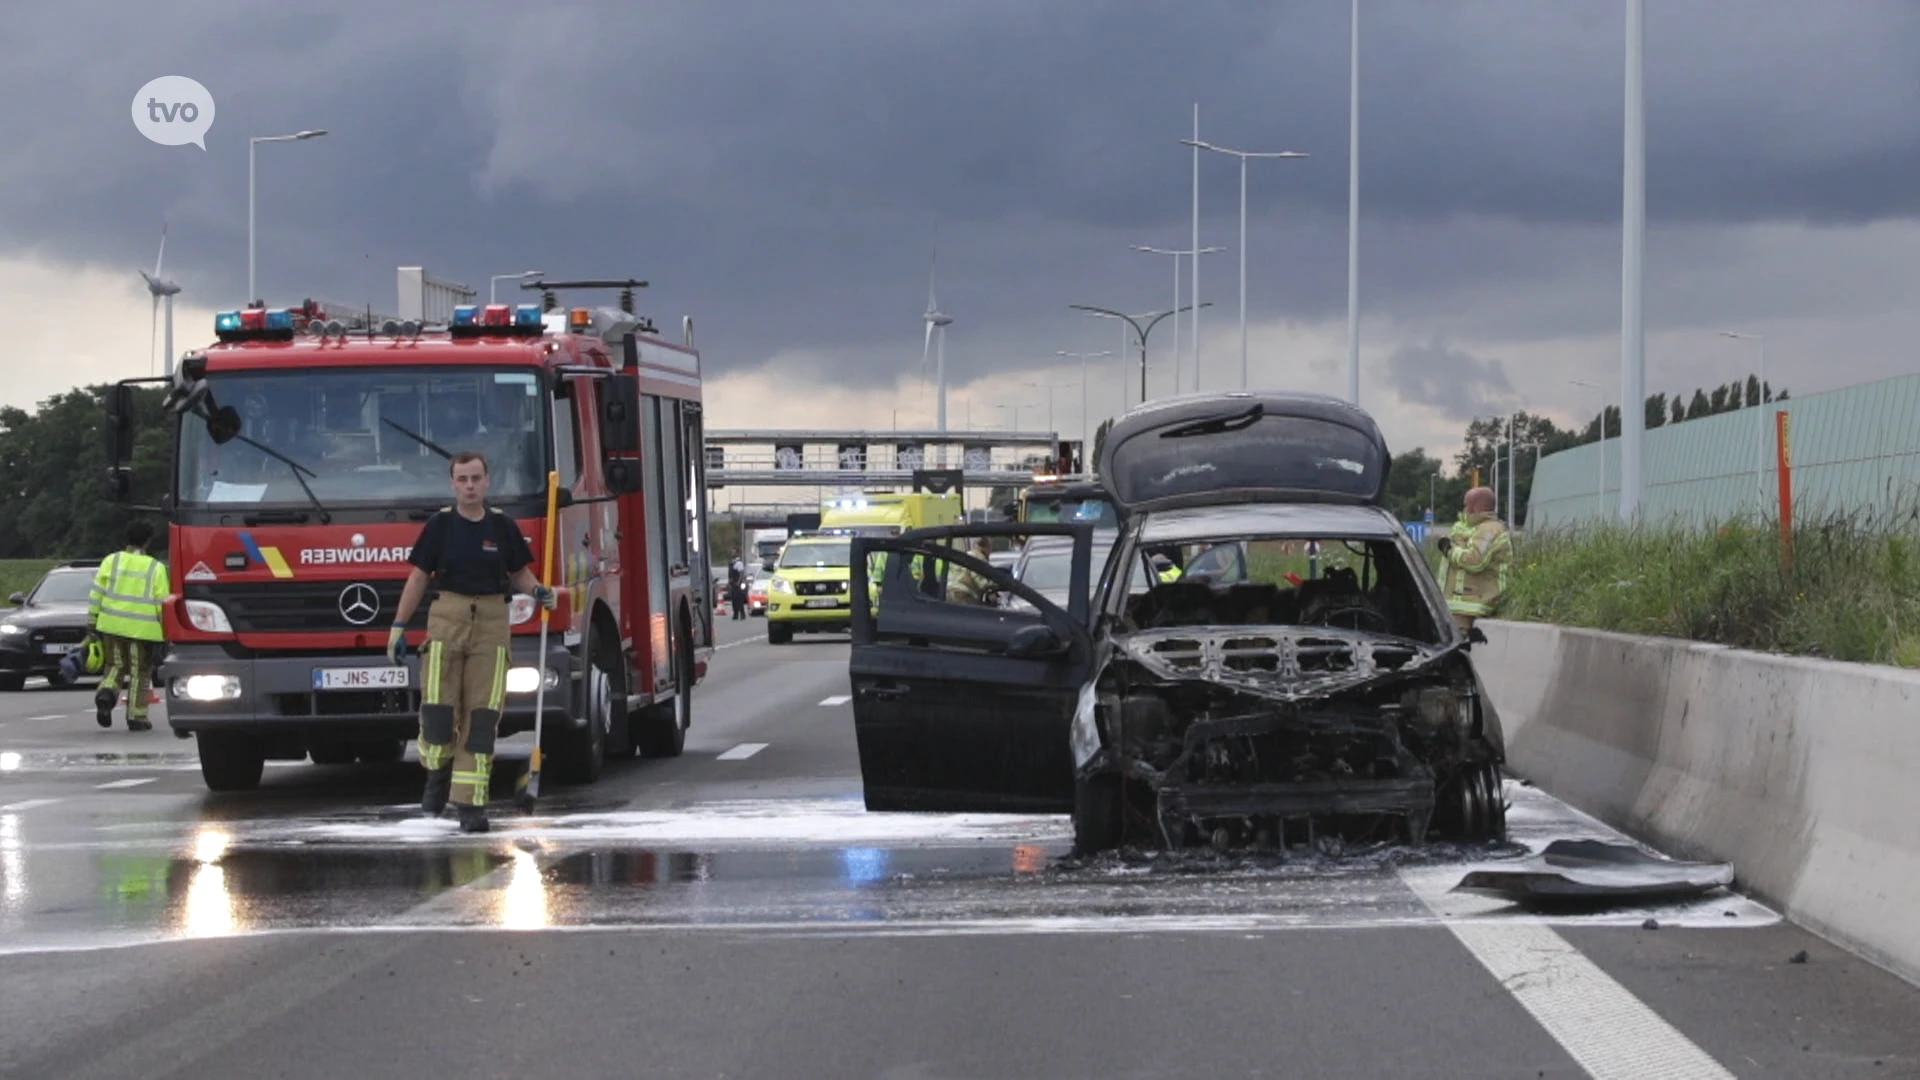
top-left (8, 592), bottom-right (24, 606)
top-left (1005, 623), bottom-right (1066, 659)
top-left (1467, 626), bottom-right (1488, 646)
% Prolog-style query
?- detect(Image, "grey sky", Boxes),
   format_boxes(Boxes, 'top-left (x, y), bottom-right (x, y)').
top-left (5, 0), bottom-right (1918, 456)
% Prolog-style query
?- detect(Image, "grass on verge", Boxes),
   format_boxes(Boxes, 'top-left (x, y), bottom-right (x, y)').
top-left (0, 559), bottom-right (58, 603)
top-left (1495, 512), bottom-right (1920, 668)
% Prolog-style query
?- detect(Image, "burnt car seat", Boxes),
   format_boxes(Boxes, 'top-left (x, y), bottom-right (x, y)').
top-left (1219, 582), bottom-right (1288, 626)
top-left (1137, 581), bottom-right (1219, 628)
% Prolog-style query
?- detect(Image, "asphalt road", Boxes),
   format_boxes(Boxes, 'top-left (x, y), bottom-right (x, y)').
top-left (2, 614), bottom-right (1918, 1078)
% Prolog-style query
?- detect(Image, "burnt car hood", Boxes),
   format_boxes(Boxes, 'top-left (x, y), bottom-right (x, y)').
top-left (1111, 625), bottom-right (1458, 704)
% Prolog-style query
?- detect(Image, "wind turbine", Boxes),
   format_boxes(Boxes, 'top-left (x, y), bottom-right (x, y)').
top-left (920, 251), bottom-right (953, 456)
top-left (141, 224), bottom-right (182, 379)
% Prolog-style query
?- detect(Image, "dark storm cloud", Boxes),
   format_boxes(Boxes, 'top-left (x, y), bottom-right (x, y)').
top-left (1379, 337), bottom-right (1515, 419)
top-left (5, 0), bottom-right (1920, 388)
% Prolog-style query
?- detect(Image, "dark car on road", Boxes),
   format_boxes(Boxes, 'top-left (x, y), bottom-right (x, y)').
top-left (846, 391), bottom-right (1508, 854)
top-left (0, 560), bottom-right (103, 691)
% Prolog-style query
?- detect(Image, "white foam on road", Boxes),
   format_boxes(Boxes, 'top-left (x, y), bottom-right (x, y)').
top-left (0, 798), bottom-right (62, 812)
top-left (716, 742), bottom-right (769, 761)
top-left (1398, 783), bottom-right (1777, 929)
top-left (283, 797), bottom-right (1070, 848)
top-left (818, 695), bottom-right (851, 706)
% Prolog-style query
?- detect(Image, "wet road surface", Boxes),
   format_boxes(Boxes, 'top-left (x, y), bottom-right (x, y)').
top-left (3, 616), bottom-right (1918, 1078)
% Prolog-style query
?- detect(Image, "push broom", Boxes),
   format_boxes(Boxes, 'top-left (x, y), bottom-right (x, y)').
top-left (514, 470), bottom-right (562, 812)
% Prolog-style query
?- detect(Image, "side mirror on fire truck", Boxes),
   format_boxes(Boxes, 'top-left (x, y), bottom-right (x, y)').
top-left (206, 404), bottom-right (243, 446)
top-left (104, 383), bottom-right (137, 467)
top-left (105, 466), bottom-right (132, 503)
top-left (603, 459), bottom-right (641, 495)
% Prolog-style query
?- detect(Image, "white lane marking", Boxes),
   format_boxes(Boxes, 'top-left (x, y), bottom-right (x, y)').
top-left (95, 778), bottom-right (156, 790)
top-left (1404, 784), bottom-right (1739, 1079)
top-left (28, 714), bottom-right (66, 721)
top-left (714, 639), bottom-right (758, 652)
top-left (1445, 923), bottom-right (1735, 1079)
top-left (0, 798), bottom-right (62, 812)
top-left (715, 742), bottom-right (768, 761)
top-left (818, 695), bottom-right (852, 707)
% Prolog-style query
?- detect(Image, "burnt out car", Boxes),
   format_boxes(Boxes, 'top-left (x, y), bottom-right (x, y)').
top-left (847, 391), bottom-right (1507, 854)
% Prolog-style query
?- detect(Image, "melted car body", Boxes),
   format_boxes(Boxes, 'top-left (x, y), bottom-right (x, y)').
top-left (847, 392), bottom-right (1506, 853)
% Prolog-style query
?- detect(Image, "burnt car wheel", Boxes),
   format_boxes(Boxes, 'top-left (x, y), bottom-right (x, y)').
top-left (1440, 762), bottom-right (1507, 843)
top-left (1072, 773), bottom-right (1124, 854)
top-left (0, 672), bottom-right (23, 692)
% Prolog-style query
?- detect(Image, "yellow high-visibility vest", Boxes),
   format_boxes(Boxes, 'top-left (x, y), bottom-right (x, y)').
top-left (90, 550), bottom-right (170, 642)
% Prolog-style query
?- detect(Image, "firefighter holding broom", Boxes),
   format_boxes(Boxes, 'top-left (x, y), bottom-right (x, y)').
top-left (388, 452), bottom-right (556, 834)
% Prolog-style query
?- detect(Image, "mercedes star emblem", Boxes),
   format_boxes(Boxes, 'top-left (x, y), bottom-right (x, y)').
top-left (338, 582), bottom-right (381, 626)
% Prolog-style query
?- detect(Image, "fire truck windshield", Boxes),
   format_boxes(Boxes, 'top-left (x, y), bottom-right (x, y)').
top-left (176, 366), bottom-right (551, 508)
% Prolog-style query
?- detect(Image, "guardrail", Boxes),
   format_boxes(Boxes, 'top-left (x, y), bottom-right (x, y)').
top-left (1473, 620), bottom-right (1920, 987)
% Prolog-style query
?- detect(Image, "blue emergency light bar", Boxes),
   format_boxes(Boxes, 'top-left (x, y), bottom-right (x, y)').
top-left (214, 308), bottom-right (296, 341)
top-left (449, 302), bottom-right (547, 338)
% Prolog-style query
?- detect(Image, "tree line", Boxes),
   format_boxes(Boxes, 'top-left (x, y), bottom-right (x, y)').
top-left (0, 384), bottom-right (174, 560)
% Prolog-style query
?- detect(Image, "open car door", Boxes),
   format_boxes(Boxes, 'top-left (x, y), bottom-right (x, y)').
top-left (849, 522), bottom-right (1094, 813)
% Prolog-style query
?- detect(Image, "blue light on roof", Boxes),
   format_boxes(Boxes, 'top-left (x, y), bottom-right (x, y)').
top-left (214, 311), bottom-right (242, 332)
top-left (263, 309), bottom-right (294, 331)
top-left (513, 304), bottom-right (542, 327)
top-left (450, 305), bottom-right (479, 327)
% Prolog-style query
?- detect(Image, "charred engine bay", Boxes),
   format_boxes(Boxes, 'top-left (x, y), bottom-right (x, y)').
top-left (1099, 627), bottom-right (1505, 850)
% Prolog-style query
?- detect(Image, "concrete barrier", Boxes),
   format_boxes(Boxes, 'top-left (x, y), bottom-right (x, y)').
top-left (1475, 619), bottom-right (1920, 986)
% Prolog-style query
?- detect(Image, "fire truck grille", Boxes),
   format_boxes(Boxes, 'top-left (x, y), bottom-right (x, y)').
top-left (186, 582), bottom-right (412, 633)
top-left (795, 580), bottom-right (847, 597)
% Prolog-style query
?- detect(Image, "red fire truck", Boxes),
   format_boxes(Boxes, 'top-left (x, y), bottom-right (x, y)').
top-left (104, 281), bottom-right (714, 792)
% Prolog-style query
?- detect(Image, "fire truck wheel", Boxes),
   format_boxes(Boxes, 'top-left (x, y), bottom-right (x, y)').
top-left (637, 630), bottom-right (693, 758)
top-left (198, 732), bottom-right (265, 792)
top-left (552, 635), bottom-right (612, 785)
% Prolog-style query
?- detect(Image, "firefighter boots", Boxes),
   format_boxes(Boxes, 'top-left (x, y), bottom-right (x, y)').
top-left (422, 764), bottom-right (453, 816)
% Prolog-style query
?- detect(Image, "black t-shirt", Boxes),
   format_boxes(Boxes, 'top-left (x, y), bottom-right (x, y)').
top-left (408, 508), bottom-right (534, 597)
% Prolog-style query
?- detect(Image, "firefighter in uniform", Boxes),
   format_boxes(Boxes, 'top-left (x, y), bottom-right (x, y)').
top-left (88, 520), bottom-right (170, 731)
top-left (1438, 486), bottom-right (1513, 631)
top-left (947, 536), bottom-right (1001, 606)
top-left (389, 452), bottom-right (554, 833)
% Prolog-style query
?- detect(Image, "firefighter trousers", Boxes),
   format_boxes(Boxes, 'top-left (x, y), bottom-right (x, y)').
top-left (99, 635), bottom-right (155, 720)
top-left (417, 594), bottom-right (510, 808)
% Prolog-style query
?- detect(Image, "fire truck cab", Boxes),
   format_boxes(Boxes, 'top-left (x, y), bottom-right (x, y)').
top-left (104, 289), bottom-right (714, 792)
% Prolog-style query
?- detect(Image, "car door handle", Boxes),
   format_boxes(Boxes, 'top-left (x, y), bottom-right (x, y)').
top-left (857, 684), bottom-right (906, 701)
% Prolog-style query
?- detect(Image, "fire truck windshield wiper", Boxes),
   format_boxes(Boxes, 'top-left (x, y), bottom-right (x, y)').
top-left (227, 432), bottom-right (332, 524)
top-left (381, 418), bottom-right (453, 460)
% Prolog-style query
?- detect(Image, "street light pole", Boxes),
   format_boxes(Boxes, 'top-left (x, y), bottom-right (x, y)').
top-left (1570, 378), bottom-right (1607, 517)
top-left (1346, 0), bottom-right (1361, 405)
top-left (1721, 331), bottom-right (1769, 513)
top-left (1132, 246), bottom-right (1224, 394)
top-left (1620, 0), bottom-right (1647, 519)
top-left (1182, 140), bottom-right (1310, 389)
top-left (248, 129), bottom-right (328, 306)
top-left (490, 270), bottom-right (542, 305)
top-left (1070, 302), bottom-right (1211, 407)
top-left (1191, 103), bottom-right (1202, 381)
top-left (1057, 350), bottom-right (1113, 454)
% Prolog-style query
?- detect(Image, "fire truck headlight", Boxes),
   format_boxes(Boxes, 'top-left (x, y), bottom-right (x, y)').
top-left (508, 594), bottom-right (536, 626)
top-left (505, 666), bottom-right (555, 695)
top-left (183, 601), bottom-right (233, 634)
top-left (769, 576), bottom-right (792, 595)
top-left (178, 675), bottom-right (242, 702)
